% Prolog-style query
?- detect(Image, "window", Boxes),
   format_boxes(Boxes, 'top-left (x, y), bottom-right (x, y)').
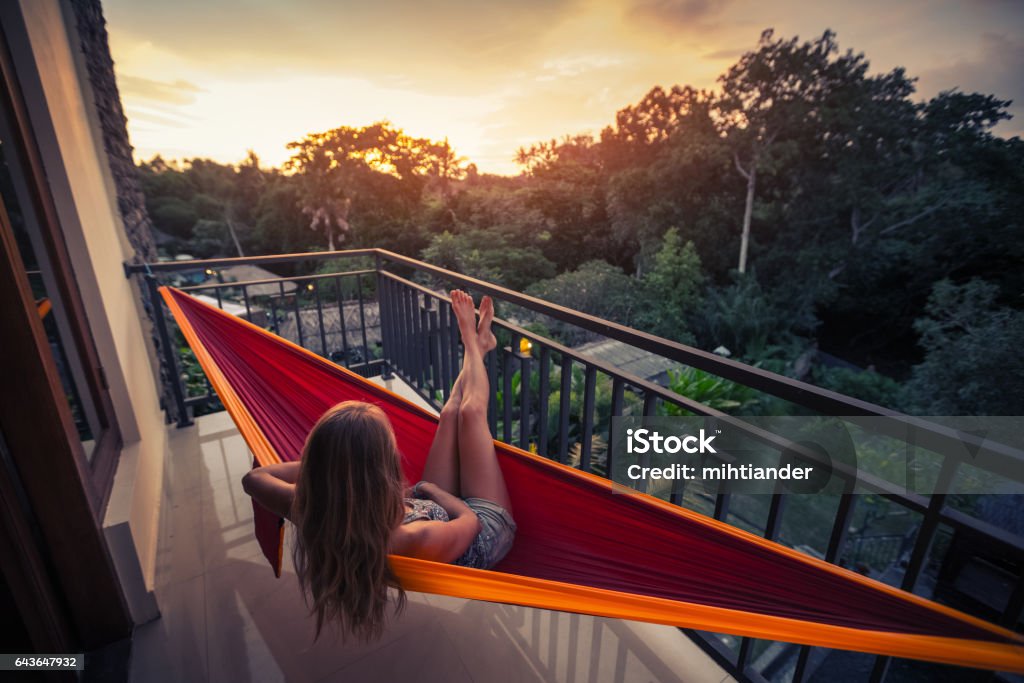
top-left (0, 40), bottom-right (121, 513)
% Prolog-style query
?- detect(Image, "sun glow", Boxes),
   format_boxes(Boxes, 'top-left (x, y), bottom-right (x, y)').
top-left (104, 0), bottom-right (1024, 174)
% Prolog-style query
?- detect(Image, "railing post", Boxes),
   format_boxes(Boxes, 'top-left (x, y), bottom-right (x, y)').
top-left (538, 347), bottom-right (550, 457)
top-left (146, 274), bottom-right (191, 427)
top-left (269, 295), bottom-right (280, 335)
top-left (375, 257), bottom-right (393, 379)
top-left (410, 289), bottom-right (422, 386)
top-left (608, 378), bottom-right (624, 484)
top-left (519, 342), bottom-right (532, 451)
top-left (426, 302), bottom-right (441, 405)
top-left (356, 274), bottom-right (369, 364)
top-left (502, 347), bottom-right (513, 443)
top-left (900, 442), bottom-right (956, 593)
top-left (638, 391), bottom-right (658, 494)
top-left (292, 284), bottom-right (304, 348)
top-left (438, 302), bottom-right (451, 400)
top-left (557, 355), bottom-right (572, 464)
top-left (399, 285), bottom-right (412, 381)
top-left (419, 299), bottom-right (431, 394)
top-left (336, 276), bottom-right (350, 367)
top-left (579, 365), bottom-right (597, 472)
top-left (448, 301), bottom-right (460, 394)
top-left (242, 285), bottom-right (252, 320)
top-left (486, 348), bottom-right (498, 437)
top-left (313, 279), bottom-right (328, 356)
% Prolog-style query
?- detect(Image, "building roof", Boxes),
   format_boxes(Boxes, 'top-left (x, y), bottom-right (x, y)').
top-left (572, 338), bottom-right (682, 384)
top-left (208, 264), bottom-right (298, 296)
top-left (192, 294), bottom-right (249, 317)
top-left (274, 301), bottom-right (382, 350)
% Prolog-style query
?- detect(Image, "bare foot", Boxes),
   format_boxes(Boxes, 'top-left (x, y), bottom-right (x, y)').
top-left (450, 290), bottom-right (479, 349)
top-left (477, 296), bottom-right (496, 353)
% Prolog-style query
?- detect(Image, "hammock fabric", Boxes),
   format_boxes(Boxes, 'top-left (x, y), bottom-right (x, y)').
top-left (161, 286), bottom-right (1024, 673)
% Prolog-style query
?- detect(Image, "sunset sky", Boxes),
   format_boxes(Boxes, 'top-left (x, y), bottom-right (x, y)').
top-left (104, 0), bottom-right (1024, 176)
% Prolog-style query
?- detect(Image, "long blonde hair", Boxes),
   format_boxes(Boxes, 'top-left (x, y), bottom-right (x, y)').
top-left (291, 401), bottom-right (406, 640)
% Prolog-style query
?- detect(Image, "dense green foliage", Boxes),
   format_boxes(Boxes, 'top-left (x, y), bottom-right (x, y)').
top-left (139, 29), bottom-right (1023, 415)
top-left (902, 280), bottom-right (1024, 415)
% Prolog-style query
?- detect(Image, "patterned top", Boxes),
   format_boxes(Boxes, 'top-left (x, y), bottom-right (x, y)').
top-left (403, 497), bottom-right (449, 525)
top-left (398, 495), bottom-right (517, 570)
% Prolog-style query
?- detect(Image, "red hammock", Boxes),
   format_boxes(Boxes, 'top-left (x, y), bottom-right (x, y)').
top-left (161, 286), bottom-right (1024, 673)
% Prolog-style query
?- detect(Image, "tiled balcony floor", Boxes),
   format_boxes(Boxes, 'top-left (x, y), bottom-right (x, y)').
top-left (132, 409), bottom-right (734, 682)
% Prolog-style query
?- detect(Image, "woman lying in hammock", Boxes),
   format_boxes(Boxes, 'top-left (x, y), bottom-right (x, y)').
top-left (241, 290), bottom-right (516, 639)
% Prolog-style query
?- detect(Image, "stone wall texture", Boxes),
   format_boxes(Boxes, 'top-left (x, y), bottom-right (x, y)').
top-left (67, 0), bottom-right (178, 422)
top-left (67, 0), bottom-right (156, 265)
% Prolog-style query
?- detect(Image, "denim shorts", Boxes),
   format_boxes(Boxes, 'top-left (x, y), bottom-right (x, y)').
top-left (454, 497), bottom-right (517, 570)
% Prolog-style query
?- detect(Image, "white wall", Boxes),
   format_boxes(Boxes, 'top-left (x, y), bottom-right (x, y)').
top-left (11, 0), bottom-right (167, 624)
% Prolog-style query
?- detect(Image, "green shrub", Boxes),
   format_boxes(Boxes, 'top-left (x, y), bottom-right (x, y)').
top-left (903, 279), bottom-right (1024, 415)
top-left (695, 273), bottom-right (815, 361)
top-left (812, 366), bottom-right (903, 409)
top-left (660, 366), bottom-right (762, 415)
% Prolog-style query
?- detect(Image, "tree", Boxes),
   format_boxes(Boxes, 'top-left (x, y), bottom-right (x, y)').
top-left (903, 280), bottom-right (1024, 415)
top-left (285, 130), bottom-right (353, 250)
top-left (251, 177), bottom-right (311, 257)
top-left (820, 89), bottom-right (1010, 278)
top-left (190, 219), bottom-right (232, 259)
top-left (420, 228), bottom-right (555, 292)
top-left (716, 29), bottom-right (868, 273)
top-left (804, 89), bottom-right (1016, 368)
top-left (515, 136), bottom-right (614, 270)
top-left (147, 198), bottom-right (197, 240)
top-left (221, 150), bottom-right (266, 256)
top-left (601, 86), bottom-right (717, 171)
top-left (694, 273), bottom-right (815, 362)
top-left (637, 228), bottom-right (704, 343)
top-left (285, 122), bottom-right (466, 250)
top-left (525, 261), bottom-right (639, 344)
top-left (601, 86), bottom-right (726, 272)
top-left (424, 138), bottom-right (467, 203)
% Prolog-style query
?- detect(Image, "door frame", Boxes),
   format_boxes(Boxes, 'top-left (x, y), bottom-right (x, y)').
top-left (0, 14), bottom-right (131, 650)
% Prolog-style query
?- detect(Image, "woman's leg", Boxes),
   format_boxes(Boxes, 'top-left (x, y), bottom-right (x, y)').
top-left (418, 295), bottom-right (490, 494)
top-left (420, 374), bottom-right (464, 494)
top-left (450, 291), bottom-right (512, 512)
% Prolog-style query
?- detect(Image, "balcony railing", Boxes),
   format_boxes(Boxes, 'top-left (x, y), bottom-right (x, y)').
top-left (125, 248), bottom-right (1024, 683)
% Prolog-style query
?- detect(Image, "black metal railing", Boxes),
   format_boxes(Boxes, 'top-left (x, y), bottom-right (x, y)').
top-left (125, 248), bottom-right (1024, 683)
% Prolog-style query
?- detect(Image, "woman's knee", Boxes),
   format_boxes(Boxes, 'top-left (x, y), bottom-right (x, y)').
top-left (439, 401), bottom-right (460, 423)
top-left (458, 398), bottom-right (487, 425)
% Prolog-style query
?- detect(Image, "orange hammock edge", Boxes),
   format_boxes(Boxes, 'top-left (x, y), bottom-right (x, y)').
top-left (392, 555), bottom-right (1024, 673)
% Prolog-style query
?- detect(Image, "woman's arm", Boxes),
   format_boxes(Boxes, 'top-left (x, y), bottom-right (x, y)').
top-left (241, 461), bottom-right (300, 520)
top-left (414, 481), bottom-right (476, 521)
top-left (392, 481), bottom-right (480, 563)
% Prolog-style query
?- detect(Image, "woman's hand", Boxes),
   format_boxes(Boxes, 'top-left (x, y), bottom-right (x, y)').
top-left (407, 480), bottom-right (440, 500)
top-left (411, 481), bottom-right (436, 500)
